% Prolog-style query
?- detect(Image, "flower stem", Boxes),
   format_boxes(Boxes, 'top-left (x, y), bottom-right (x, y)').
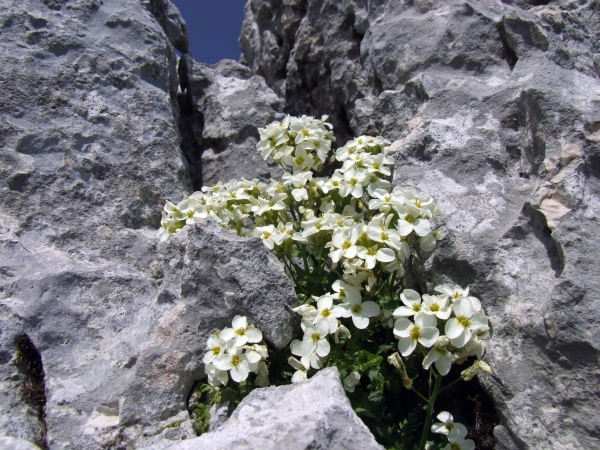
top-left (418, 370), bottom-right (442, 450)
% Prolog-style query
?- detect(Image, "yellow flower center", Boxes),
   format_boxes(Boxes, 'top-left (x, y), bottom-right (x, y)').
top-left (380, 231), bottom-right (389, 241)
top-left (410, 326), bottom-right (422, 341)
top-left (321, 308), bottom-right (331, 318)
top-left (367, 247), bottom-right (378, 256)
top-left (231, 354), bottom-right (241, 368)
top-left (302, 129), bottom-right (310, 137)
top-left (457, 315), bottom-right (472, 328)
top-left (342, 241), bottom-right (352, 250)
top-left (412, 303), bottom-right (421, 312)
top-left (404, 214), bottom-right (415, 223)
top-left (235, 327), bottom-right (246, 336)
top-left (211, 346), bottom-right (221, 356)
top-left (351, 304), bottom-right (363, 314)
top-left (430, 303), bottom-right (440, 312)
top-left (263, 232), bottom-right (272, 240)
top-left (295, 156), bottom-right (305, 165)
top-left (311, 332), bottom-right (321, 343)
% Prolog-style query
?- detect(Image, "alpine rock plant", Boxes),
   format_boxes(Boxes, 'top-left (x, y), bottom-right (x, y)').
top-left (159, 115), bottom-right (492, 449)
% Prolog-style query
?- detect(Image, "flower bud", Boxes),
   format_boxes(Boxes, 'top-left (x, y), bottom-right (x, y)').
top-left (388, 352), bottom-right (413, 390)
top-left (461, 360), bottom-right (492, 382)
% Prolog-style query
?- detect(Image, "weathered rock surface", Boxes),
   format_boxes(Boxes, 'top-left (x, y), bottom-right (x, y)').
top-left (178, 56), bottom-right (284, 189)
top-left (0, 1), bottom-right (297, 449)
top-left (142, 367), bottom-right (383, 450)
top-left (241, 0), bottom-right (600, 448)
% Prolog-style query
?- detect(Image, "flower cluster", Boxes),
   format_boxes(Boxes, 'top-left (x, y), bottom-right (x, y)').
top-left (160, 114), bottom-right (494, 449)
top-left (257, 115), bottom-right (334, 173)
top-left (203, 316), bottom-right (269, 387)
top-left (432, 412), bottom-right (475, 450)
top-left (392, 284), bottom-right (489, 376)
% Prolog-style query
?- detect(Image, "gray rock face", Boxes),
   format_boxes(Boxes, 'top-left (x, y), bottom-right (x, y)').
top-left (241, 0), bottom-right (600, 449)
top-left (179, 55), bottom-right (284, 189)
top-left (142, 367), bottom-right (383, 450)
top-left (0, 1), bottom-right (297, 449)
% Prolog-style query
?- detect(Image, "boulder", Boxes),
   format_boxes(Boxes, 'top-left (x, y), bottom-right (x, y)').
top-left (142, 367), bottom-right (383, 450)
top-left (241, 0), bottom-right (600, 448)
top-left (179, 56), bottom-right (284, 189)
top-left (0, 0), bottom-right (297, 448)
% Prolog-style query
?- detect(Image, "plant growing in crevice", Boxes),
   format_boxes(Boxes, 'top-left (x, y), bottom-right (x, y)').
top-left (160, 115), bottom-right (495, 449)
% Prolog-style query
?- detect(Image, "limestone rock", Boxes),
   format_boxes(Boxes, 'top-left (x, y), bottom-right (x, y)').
top-left (0, 0), bottom-right (297, 449)
top-left (241, 0), bottom-right (600, 448)
top-left (179, 56), bottom-right (284, 189)
top-left (142, 367), bottom-right (383, 450)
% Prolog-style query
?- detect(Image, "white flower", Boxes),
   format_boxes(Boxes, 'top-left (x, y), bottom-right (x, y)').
top-left (203, 333), bottom-right (232, 364)
top-left (284, 146), bottom-right (316, 172)
top-left (357, 244), bottom-right (396, 269)
top-left (393, 289), bottom-right (424, 317)
top-left (435, 284), bottom-right (469, 300)
top-left (256, 224), bottom-right (278, 250)
top-left (422, 336), bottom-right (458, 376)
top-left (394, 313), bottom-right (439, 356)
top-left (337, 296), bottom-right (380, 329)
top-left (314, 295), bottom-right (343, 333)
top-left (298, 321), bottom-right (331, 358)
top-left (421, 294), bottom-right (451, 320)
top-left (330, 228), bottom-right (360, 263)
top-left (292, 304), bottom-right (318, 321)
top-left (444, 435), bottom-right (475, 450)
top-left (290, 339), bottom-right (324, 370)
top-left (288, 356), bottom-right (310, 383)
top-left (367, 222), bottom-right (403, 251)
top-left (431, 411), bottom-right (469, 441)
top-left (213, 347), bottom-right (250, 382)
top-left (220, 315), bottom-right (263, 347)
top-left (339, 168), bottom-right (368, 198)
top-left (395, 204), bottom-right (431, 237)
top-left (253, 193), bottom-right (288, 216)
top-left (445, 298), bottom-right (489, 348)
top-left (343, 371), bottom-right (361, 393)
top-left (331, 280), bottom-right (362, 302)
top-left (205, 362), bottom-right (228, 387)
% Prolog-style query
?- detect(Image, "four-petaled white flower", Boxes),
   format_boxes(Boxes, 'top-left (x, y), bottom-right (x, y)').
top-left (394, 313), bottom-right (440, 356)
top-left (299, 320), bottom-right (331, 358)
top-left (422, 336), bottom-right (458, 376)
top-left (213, 347), bottom-right (251, 383)
top-left (445, 298), bottom-right (489, 348)
top-left (393, 289), bottom-right (424, 317)
top-left (432, 411), bottom-right (469, 442)
top-left (314, 295), bottom-right (343, 333)
top-left (338, 296), bottom-right (380, 329)
top-left (221, 315), bottom-right (264, 347)
top-left (422, 294), bottom-right (452, 320)
top-left (288, 356), bottom-right (310, 383)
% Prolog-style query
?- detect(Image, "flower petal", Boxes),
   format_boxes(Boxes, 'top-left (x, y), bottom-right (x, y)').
top-left (230, 363), bottom-right (249, 383)
top-left (449, 423), bottom-right (468, 441)
top-left (316, 338), bottom-right (331, 357)
top-left (393, 318), bottom-right (413, 337)
top-left (445, 318), bottom-right (463, 339)
top-left (450, 328), bottom-right (471, 348)
top-left (245, 328), bottom-right (263, 343)
top-left (398, 337), bottom-right (417, 356)
top-left (435, 355), bottom-right (453, 376)
top-left (352, 314), bottom-right (370, 329)
top-left (393, 306), bottom-right (416, 317)
top-left (418, 327), bottom-right (440, 348)
top-left (452, 297), bottom-right (473, 318)
top-left (361, 301), bottom-right (380, 318)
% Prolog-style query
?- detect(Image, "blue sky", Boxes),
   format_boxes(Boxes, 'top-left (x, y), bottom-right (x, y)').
top-left (170, 0), bottom-right (248, 64)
